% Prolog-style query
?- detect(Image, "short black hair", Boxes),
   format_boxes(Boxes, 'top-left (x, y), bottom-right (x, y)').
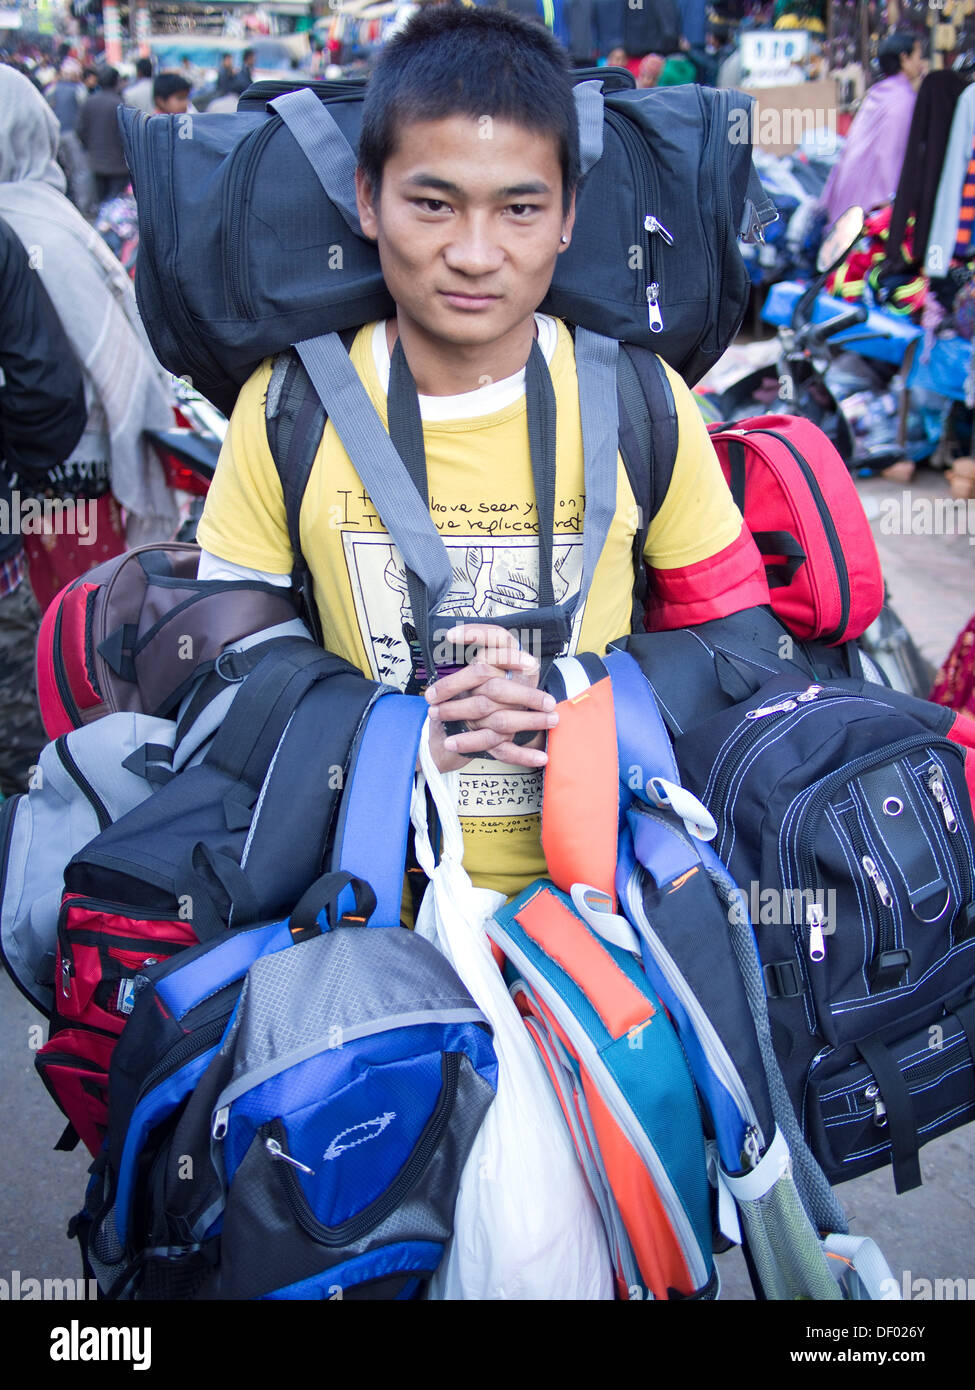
top-left (98, 66), bottom-right (119, 89)
top-left (135, 57), bottom-right (152, 79)
top-left (153, 71), bottom-right (192, 104)
top-left (358, 6), bottom-right (580, 213)
top-left (242, 48), bottom-right (256, 63)
top-left (878, 30), bottom-right (920, 77)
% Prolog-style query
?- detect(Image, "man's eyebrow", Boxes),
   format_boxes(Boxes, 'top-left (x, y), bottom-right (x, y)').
top-left (401, 174), bottom-right (553, 199)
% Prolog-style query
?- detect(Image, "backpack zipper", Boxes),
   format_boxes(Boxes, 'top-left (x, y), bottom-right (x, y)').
top-left (735, 429), bottom-right (850, 643)
top-left (643, 216), bottom-right (673, 334)
top-left (54, 737), bottom-right (111, 832)
top-left (223, 118), bottom-right (277, 320)
top-left (707, 683), bottom-right (829, 828)
top-left (134, 1015), bottom-right (228, 1103)
top-left (51, 601), bottom-right (83, 729)
top-left (852, 1035), bottom-right (971, 1128)
top-left (793, 737), bottom-right (960, 960)
top-left (259, 1051), bottom-right (459, 1246)
top-left (922, 761), bottom-right (974, 919)
top-left (622, 853), bottom-right (765, 1166)
top-left (604, 109), bottom-right (661, 326)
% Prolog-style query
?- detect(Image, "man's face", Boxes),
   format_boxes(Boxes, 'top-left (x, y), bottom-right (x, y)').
top-left (900, 42), bottom-right (925, 83)
top-left (355, 115), bottom-right (574, 359)
top-left (156, 92), bottom-right (189, 114)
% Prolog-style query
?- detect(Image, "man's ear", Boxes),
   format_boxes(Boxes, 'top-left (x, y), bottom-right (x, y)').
top-left (557, 187), bottom-right (577, 254)
top-left (355, 167), bottom-right (379, 242)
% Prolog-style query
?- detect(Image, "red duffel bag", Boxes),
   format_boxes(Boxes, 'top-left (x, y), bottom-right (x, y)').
top-left (708, 414), bottom-right (884, 645)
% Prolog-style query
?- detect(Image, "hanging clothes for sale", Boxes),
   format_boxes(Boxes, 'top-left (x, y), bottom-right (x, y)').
top-left (924, 82), bottom-right (975, 276)
top-left (820, 70), bottom-right (918, 226)
top-left (888, 69), bottom-right (970, 273)
top-left (826, 206), bottom-right (927, 317)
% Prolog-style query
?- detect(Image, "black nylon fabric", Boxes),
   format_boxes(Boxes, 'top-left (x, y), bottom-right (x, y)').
top-left (120, 79), bottom-right (770, 413)
top-left (64, 643), bottom-right (378, 934)
top-left (674, 672), bottom-right (975, 1185)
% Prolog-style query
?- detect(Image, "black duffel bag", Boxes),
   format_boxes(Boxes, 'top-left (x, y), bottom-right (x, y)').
top-left (119, 73), bottom-right (774, 415)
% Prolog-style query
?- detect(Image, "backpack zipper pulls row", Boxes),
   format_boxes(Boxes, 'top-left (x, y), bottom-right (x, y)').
top-left (644, 215), bottom-right (674, 333)
top-left (926, 763), bottom-right (958, 833)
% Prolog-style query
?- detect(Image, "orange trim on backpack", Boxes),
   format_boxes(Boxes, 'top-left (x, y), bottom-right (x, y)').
top-left (542, 677), bottom-right (619, 906)
top-left (581, 1068), bottom-right (696, 1299)
top-left (513, 886), bottom-right (653, 1040)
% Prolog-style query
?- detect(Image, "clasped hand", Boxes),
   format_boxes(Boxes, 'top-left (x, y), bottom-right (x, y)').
top-left (425, 623), bottom-right (559, 774)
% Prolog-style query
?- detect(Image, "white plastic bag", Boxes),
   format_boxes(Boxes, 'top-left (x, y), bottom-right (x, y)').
top-left (412, 723), bottom-right (612, 1301)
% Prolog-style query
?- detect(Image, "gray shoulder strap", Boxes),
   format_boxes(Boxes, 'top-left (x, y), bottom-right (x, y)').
top-left (270, 88), bottom-right (367, 240)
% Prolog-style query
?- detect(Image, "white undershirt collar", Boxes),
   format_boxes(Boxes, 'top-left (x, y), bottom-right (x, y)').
top-left (371, 314), bottom-right (558, 422)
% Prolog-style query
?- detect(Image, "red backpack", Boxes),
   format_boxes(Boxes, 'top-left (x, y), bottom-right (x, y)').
top-left (708, 414), bottom-right (885, 646)
top-left (36, 544), bottom-right (298, 738)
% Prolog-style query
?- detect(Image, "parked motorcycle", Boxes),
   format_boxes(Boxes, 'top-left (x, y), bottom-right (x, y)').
top-left (147, 376), bottom-right (224, 543)
top-left (713, 207), bottom-right (918, 474)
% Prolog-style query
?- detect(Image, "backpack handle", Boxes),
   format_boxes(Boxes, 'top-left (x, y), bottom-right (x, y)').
top-left (288, 869), bottom-right (377, 938)
top-left (270, 88), bottom-right (369, 241)
top-left (573, 81), bottom-right (605, 178)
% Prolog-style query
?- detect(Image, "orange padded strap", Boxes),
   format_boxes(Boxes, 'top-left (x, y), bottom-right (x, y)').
top-left (514, 886), bottom-right (652, 1040)
top-left (541, 676), bottom-right (619, 906)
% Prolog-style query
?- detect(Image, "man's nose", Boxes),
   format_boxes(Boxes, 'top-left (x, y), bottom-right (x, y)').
top-left (443, 215), bottom-right (505, 276)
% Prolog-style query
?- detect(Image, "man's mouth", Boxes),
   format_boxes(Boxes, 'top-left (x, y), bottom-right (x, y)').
top-left (439, 290), bottom-right (501, 308)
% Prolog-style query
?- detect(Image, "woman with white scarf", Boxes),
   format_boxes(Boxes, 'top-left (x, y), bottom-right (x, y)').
top-left (0, 64), bottom-right (178, 546)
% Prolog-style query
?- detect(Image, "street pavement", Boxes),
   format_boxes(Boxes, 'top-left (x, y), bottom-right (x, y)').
top-left (1, 455), bottom-right (974, 1304)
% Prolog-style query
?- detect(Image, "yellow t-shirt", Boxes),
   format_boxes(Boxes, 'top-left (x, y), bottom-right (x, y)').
top-left (197, 319), bottom-right (743, 897)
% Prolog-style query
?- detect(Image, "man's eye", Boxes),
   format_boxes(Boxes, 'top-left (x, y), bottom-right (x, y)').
top-left (508, 204), bottom-right (536, 217)
top-left (417, 198), bottom-right (450, 213)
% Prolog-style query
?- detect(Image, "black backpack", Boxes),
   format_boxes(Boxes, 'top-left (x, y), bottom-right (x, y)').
top-left (118, 73), bottom-right (774, 416)
top-left (669, 666), bottom-right (975, 1195)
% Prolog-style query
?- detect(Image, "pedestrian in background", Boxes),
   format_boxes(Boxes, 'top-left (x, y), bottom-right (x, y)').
top-left (123, 57), bottom-right (155, 115)
top-left (45, 57), bottom-right (95, 216)
top-left (820, 30), bottom-right (927, 226)
top-left (0, 65), bottom-right (178, 557)
top-left (153, 72), bottom-right (192, 116)
top-left (76, 66), bottom-right (130, 207)
top-left (0, 216), bottom-right (87, 797)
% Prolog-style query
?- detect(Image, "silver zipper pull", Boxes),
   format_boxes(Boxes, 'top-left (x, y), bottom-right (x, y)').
top-left (807, 903), bottom-right (827, 961)
top-left (796, 684), bottom-right (824, 703)
top-left (212, 1106), bottom-right (229, 1141)
top-left (61, 958), bottom-right (72, 997)
top-left (864, 1081), bottom-right (888, 1128)
top-left (745, 698), bottom-right (798, 719)
top-left (861, 855), bottom-right (894, 908)
top-left (926, 765), bottom-right (958, 833)
top-left (741, 1126), bottom-right (762, 1170)
top-left (644, 214), bottom-right (675, 245)
top-left (265, 1136), bottom-right (315, 1175)
top-left (646, 284), bottom-right (663, 332)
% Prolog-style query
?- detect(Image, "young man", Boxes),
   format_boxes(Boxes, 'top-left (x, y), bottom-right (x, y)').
top-left (196, 6), bottom-right (768, 899)
top-left (152, 72), bottom-right (192, 115)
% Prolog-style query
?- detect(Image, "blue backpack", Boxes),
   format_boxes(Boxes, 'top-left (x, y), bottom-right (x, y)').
top-left (76, 695), bottom-right (498, 1301)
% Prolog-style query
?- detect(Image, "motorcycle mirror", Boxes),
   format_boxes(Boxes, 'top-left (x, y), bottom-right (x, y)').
top-left (816, 206), bottom-right (865, 275)
top-left (792, 206), bottom-right (866, 331)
